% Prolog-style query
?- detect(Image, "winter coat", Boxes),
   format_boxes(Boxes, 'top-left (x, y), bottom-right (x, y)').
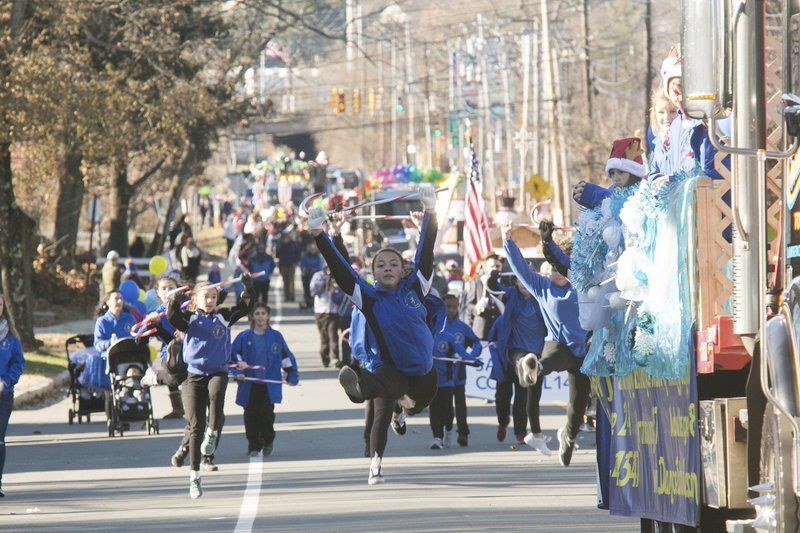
top-left (231, 328), bottom-right (299, 406)
top-left (0, 333), bottom-right (25, 395)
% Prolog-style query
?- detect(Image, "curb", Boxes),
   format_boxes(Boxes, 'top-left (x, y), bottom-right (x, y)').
top-left (14, 369), bottom-right (70, 409)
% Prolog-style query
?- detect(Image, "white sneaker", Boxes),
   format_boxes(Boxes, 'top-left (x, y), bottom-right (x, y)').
top-left (517, 354), bottom-right (542, 387)
top-left (430, 438), bottom-right (444, 450)
top-left (189, 475), bottom-right (203, 499)
top-left (524, 432), bottom-right (553, 456)
top-left (200, 429), bottom-right (219, 456)
top-left (391, 410), bottom-right (407, 436)
top-left (141, 367), bottom-right (159, 388)
top-left (397, 394), bottom-right (416, 411)
top-left (443, 430), bottom-right (454, 448)
top-left (368, 453), bottom-right (384, 485)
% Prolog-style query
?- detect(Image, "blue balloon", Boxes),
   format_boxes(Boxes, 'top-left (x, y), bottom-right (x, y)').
top-left (119, 280), bottom-right (139, 303)
top-left (143, 289), bottom-right (160, 312)
top-left (132, 300), bottom-right (147, 315)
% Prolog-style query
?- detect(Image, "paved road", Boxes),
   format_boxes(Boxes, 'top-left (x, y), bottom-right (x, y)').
top-left (3, 284), bottom-right (639, 532)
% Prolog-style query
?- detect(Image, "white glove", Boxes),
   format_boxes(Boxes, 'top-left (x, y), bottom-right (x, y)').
top-left (418, 184), bottom-right (436, 210)
top-left (307, 207), bottom-right (327, 232)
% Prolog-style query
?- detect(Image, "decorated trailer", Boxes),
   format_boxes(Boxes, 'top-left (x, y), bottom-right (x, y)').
top-left (594, 1), bottom-right (800, 531)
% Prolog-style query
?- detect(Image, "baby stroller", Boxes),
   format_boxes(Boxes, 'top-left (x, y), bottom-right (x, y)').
top-left (106, 338), bottom-right (160, 437)
top-left (66, 334), bottom-right (105, 425)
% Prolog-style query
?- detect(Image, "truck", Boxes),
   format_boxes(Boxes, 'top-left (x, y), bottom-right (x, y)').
top-left (595, 1), bottom-right (800, 531)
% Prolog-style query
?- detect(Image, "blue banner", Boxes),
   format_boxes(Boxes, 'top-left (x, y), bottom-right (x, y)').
top-left (593, 367), bottom-right (700, 527)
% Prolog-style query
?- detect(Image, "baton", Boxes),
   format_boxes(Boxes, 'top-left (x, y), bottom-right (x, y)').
top-left (229, 374), bottom-right (287, 385)
top-left (433, 356), bottom-right (481, 368)
top-left (299, 187), bottom-right (448, 217)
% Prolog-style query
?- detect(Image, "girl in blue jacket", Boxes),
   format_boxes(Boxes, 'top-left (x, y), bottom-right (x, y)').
top-left (501, 221), bottom-right (589, 467)
top-left (0, 293), bottom-right (24, 497)
top-left (309, 185), bottom-right (438, 484)
top-left (93, 291), bottom-right (137, 355)
top-left (443, 295), bottom-right (481, 448)
top-left (231, 303), bottom-right (299, 457)
top-left (167, 277), bottom-right (253, 499)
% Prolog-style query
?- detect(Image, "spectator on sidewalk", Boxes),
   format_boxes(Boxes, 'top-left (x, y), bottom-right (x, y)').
top-left (101, 250), bottom-right (122, 303)
top-left (0, 293), bottom-right (25, 497)
top-left (180, 237), bottom-right (202, 283)
top-left (223, 214), bottom-right (238, 255)
top-left (276, 233), bottom-right (301, 302)
top-left (299, 244), bottom-right (324, 309)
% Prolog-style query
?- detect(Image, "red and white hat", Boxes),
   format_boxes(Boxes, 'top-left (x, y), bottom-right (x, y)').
top-left (605, 137), bottom-right (646, 179)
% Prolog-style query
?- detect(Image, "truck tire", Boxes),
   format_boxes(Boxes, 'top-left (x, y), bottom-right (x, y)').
top-left (760, 406), bottom-right (799, 532)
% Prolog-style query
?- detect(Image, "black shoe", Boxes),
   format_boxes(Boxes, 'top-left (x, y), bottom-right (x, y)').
top-left (557, 427), bottom-right (575, 467)
top-left (201, 457), bottom-right (218, 472)
top-left (322, 360), bottom-right (330, 368)
top-left (338, 366), bottom-right (363, 402)
top-left (333, 359), bottom-right (344, 369)
top-left (171, 448), bottom-right (187, 468)
top-left (457, 434), bottom-right (468, 447)
top-left (364, 443), bottom-right (370, 458)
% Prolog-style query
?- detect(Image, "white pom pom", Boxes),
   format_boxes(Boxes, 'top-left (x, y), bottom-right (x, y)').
top-left (586, 286), bottom-right (602, 302)
top-left (608, 292), bottom-right (627, 309)
top-left (620, 202), bottom-right (645, 232)
top-left (602, 225), bottom-right (622, 248)
top-left (600, 198), bottom-right (612, 219)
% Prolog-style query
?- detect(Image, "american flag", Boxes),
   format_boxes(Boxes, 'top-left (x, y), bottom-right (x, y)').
top-left (463, 144), bottom-right (493, 279)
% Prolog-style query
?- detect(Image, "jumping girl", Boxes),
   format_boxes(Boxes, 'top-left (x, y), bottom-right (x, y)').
top-left (0, 293), bottom-right (24, 497)
top-left (308, 184), bottom-right (438, 484)
top-left (167, 276), bottom-right (253, 498)
top-left (231, 303), bottom-right (299, 457)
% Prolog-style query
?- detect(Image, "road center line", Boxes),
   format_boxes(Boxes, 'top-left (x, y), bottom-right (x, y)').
top-left (233, 274), bottom-right (283, 532)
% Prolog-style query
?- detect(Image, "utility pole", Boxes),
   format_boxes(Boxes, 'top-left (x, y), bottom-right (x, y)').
top-left (532, 20), bottom-right (541, 180)
top-left (379, 39), bottom-right (386, 167)
top-left (423, 48), bottom-right (433, 168)
top-left (517, 31), bottom-right (532, 212)
top-left (477, 14), bottom-right (496, 210)
top-left (404, 19), bottom-right (416, 164)
top-left (540, 0), bottom-right (565, 225)
top-left (553, 45), bottom-right (571, 223)
top-left (500, 40), bottom-right (514, 193)
top-left (580, 0), bottom-right (592, 121)
top-left (643, 0), bottom-right (653, 144)
top-left (345, 0), bottom-right (355, 73)
top-left (391, 33), bottom-right (398, 164)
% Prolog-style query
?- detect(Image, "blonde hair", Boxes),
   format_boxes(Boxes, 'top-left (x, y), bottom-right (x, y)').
top-left (649, 90), bottom-right (677, 138)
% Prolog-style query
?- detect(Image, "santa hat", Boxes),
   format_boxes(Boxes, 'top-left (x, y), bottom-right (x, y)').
top-left (660, 55), bottom-right (681, 97)
top-left (605, 138), bottom-right (646, 179)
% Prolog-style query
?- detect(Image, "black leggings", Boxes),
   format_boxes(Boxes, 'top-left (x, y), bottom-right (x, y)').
top-left (244, 384), bottom-right (276, 452)
top-left (367, 400), bottom-right (403, 458)
top-left (253, 280), bottom-right (271, 305)
top-left (182, 372), bottom-right (228, 471)
top-left (539, 341), bottom-right (590, 440)
top-left (495, 349), bottom-right (544, 434)
top-left (452, 385), bottom-right (469, 436)
top-left (429, 386), bottom-right (454, 439)
top-left (358, 364), bottom-right (438, 416)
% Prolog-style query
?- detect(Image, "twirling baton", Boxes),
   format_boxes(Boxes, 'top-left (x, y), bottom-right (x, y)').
top-left (130, 299), bottom-right (192, 337)
top-left (349, 215), bottom-right (411, 221)
top-left (299, 187), bottom-right (448, 217)
top-left (227, 362), bottom-right (266, 370)
top-left (228, 374), bottom-right (288, 385)
top-left (528, 200), bottom-right (575, 231)
top-left (433, 356), bottom-right (481, 368)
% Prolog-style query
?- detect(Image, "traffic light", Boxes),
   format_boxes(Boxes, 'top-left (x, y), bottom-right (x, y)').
top-left (352, 89), bottom-right (361, 114)
top-left (367, 87), bottom-right (376, 113)
top-left (337, 88), bottom-right (346, 114)
top-left (328, 88), bottom-right (339, 113)
top-left (396, 94), bottom-right (404, 114)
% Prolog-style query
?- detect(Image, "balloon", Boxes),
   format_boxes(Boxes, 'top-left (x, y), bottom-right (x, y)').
top-left (138, 288), bottom-right (145, 301)
top-left (602, 225), bottom-right (622, 249)
top-left (149, 255), bottom-right (168, 276)
top-left (119, 280), bottom-right (140, 303)
top-left (143, 289), bottom-right (159, 312)
top-left (148, 344), bottom-right (158, 362)
top-left (132, 300), bottom-right (147, 315)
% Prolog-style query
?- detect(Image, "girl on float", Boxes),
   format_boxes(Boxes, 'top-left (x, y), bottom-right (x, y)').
top-left (0, 293), bottom-right (24, 497)
top-left (167, 276), bottom-right (253, 498)
top-left (308, 184), bottom-right (439, 485)
top-left (231, 303), bottom-right (299, 457)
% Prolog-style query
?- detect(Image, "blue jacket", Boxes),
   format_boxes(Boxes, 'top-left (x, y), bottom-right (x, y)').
top-left (487, 286), bottom-right (547, 383)
top-left (93, 310), bottom-right (136, 354)
top-left (0, 333), bottom-right (25, 394)
top-left (647, 112), bottom-right (729, 182)
top-left (248, 252), bottom-right (276, 279)
top-left (153, 302), bottom-right (177, 358)
top-left (350, 308), bottom-right (381, 373)
top-left (314, 211), bottom-right (438, 376)
top-left (231, 328), bottom-right (299, 406)
top-left (441, 317), bottom-right (481, 387)
top-left (300, 252), bottom-right (324, 274)
top-left (504, 237), bottom-right (588, 358)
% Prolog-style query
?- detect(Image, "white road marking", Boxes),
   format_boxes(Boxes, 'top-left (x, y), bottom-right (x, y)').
top-left (233, 274), bottom-right (283, 532)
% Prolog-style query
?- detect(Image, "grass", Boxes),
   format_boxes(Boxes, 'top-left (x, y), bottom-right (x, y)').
top-left (196, 225), bottom-right (228, 260)
top-left (24, 347), bottom-right (67, 378)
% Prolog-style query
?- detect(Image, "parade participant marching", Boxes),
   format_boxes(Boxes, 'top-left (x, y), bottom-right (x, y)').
top-left (167, 276), bottom-right (253, 498)
top-left (308, 184), bottom-right (439, 484)
top-left (248, 243), bottom-right (276, 305)
top-left (439, 294), bottom-right (481, 448)
top-left (231, 303), bottom-right (299, 457)
top-left (486, 274), bottom-right (552, 454)
top-left (500, 221), bottom-right (589, 467)
top-left (0, 293), bottom-right (25, 497)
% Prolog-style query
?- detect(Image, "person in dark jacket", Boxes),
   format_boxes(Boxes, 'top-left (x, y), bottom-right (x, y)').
top-left (276, 233), bottom-right (301, 302)
top-left (248, 243), bottom-right (276, 304)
